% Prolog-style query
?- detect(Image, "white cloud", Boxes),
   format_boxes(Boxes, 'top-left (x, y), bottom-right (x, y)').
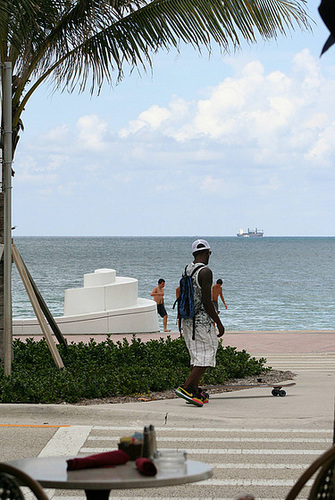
top-left (42, 124), bottom-right (71, 144)
top-left (76, 114), bottom-right (109, 151)
top-left (116, 49), bottom-right (335, 173)
top-left (304, 113), bottom-right (329, 129)
top-left (291, 49), bottom-right (324, 94)
top-left (120, 105), bottom-right (171, 136)
top-left (15, 153), bottom-right (63, 183)
top-left (28, 49), bottom-right (335, 178)
top-left (305, 121), bottom-right (335, 165)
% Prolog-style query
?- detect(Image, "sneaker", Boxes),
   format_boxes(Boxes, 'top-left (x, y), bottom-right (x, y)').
top-left (199, 388), bottom-right (209, 404)
top-left (186, 397), bottom-right (206, 406)
top-left (175, 385), bottom-right (193, 402)
top-left (186, 388), bottom-right (209, 404)
top-left (189, 394), bottom-right (204, 407)
top-left (199, 391), bottom-right (209, 404)
top-left (175, 386), bottom-right (203, 407)
top-left (186, 390), bottom-right (208, 405)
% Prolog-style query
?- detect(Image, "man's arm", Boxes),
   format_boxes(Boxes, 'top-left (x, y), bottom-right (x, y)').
top-left (219, 290), bottom-right (228, 309)
top-left (151, 287), bottom-right (164, 298)
top-left (199, 268), bottom-right (225, 337)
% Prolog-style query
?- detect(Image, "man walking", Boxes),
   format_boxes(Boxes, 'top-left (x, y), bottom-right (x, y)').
top-left (175, 239), bottom-right (224, 407)
top-left (212, 279), bottom-right (227, 313)
top-left (151, 278), bottom-right (170, 332)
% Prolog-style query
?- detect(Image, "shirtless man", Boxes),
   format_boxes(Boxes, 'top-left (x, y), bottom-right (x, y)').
top-left (151, 279), bottom-right (170, 332)
top-left (212, 279), bottom-right (227, 313)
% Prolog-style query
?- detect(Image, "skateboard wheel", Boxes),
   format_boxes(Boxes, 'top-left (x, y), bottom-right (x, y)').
top-left (279, 390), bottom-right (286, 397)
top-left (271, 389), bottom-right (279, 396)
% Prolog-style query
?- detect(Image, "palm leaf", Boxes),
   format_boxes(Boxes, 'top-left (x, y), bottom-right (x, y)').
top-left (2, 0), bottom-right (311, 134)
top-left (25, 0), bottom-right (311, 90)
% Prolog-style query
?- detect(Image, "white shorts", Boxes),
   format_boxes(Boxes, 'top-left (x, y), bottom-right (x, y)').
top-left (182, 321), bottom-right (218, 367)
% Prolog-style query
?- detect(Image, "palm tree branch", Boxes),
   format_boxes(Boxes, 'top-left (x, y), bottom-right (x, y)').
top-left (42, 0), bottom-right (311, 91)
top-left (12, 0), bottom-right (311, 125)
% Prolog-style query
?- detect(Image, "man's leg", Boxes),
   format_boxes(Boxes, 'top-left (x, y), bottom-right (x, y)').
top-left (183, 366), bottom-right (207, 390)
top-left (175, 366), bottom-right (207, 406)
top-left (163, 315), bottom-right (170, 332)
top-left (175, 322), bottom-right (213, 406)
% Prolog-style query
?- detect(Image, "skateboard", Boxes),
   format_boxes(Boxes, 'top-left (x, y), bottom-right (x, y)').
top-left (201, 381), bottom-right (296, 397)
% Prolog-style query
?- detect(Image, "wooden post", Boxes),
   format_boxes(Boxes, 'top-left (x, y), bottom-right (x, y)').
top-left (11, 245), bottom-right (64, 369)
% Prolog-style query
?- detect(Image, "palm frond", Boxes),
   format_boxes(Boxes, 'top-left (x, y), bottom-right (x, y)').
top-left (0, 0), bottom-right (43, 59)
top-left (49, 0), bottom-right (311, 91)
top-left (7, 0), bottom-right (311, 131)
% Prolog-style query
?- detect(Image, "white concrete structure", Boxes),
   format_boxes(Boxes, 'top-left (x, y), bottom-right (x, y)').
top-left (13, 268), bottom-right (159, 336)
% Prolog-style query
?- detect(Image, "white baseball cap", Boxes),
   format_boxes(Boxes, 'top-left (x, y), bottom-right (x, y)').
top-left (192, 239), bottom-right (211, 254)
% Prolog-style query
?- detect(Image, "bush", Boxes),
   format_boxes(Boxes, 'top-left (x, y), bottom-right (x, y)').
top-left (0, 336), bottom-right (268, 404)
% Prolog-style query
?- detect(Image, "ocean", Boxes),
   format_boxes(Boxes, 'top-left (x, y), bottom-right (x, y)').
top-left (12, 236), bottom-right (335, 332)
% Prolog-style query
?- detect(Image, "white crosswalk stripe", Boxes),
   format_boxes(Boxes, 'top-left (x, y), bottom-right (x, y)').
top-left (93, 426), bottom-right (331, 433)
top-left (201, 479), bottom-right (314, 486)
top-left (87, 435), bottom-right (329, 443)
top-left (80, 447), bottom-right (328, 455)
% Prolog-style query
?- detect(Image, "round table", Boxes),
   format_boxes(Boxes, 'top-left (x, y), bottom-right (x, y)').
top-left (7, 455), bottom-right (213, 500)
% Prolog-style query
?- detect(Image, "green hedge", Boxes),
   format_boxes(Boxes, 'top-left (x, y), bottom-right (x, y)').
top-left (0, 336), bottom-right (268, 404)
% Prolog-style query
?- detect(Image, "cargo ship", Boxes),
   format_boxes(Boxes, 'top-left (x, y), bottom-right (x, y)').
top-left (237, 228), bottom-right (264, 238)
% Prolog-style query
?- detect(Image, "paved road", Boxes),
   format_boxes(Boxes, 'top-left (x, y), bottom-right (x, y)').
top-left (1, 331), bottom-right (334, 499)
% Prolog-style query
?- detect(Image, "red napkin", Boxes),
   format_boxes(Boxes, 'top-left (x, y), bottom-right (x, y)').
top-left (135, 457), bottom-right (157, 476)
top-left (67, 450), bottom-right (130, 470)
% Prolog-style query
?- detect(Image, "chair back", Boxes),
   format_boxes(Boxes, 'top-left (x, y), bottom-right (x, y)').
top-left (285, 446), bottom-right (335, 500)
top-left (308, 451), bottom-right (335, 500)
top-left (0, 463), bottom-right (48, 500)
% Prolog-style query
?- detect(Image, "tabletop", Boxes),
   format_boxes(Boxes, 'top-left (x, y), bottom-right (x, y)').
top-left (7, 455), bottom-right (213, 490)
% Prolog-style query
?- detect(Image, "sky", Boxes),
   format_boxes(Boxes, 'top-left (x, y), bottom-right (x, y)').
top-left (11, 0), bottom-right (335, 237)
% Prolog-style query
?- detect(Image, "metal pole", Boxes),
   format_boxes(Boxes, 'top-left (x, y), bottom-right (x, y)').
top-left (3, 62), bottom-right (12, 375)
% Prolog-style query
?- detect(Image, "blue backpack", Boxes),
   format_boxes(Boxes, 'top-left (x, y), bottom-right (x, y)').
top-left (179, 264), bottom-right (204, 339)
